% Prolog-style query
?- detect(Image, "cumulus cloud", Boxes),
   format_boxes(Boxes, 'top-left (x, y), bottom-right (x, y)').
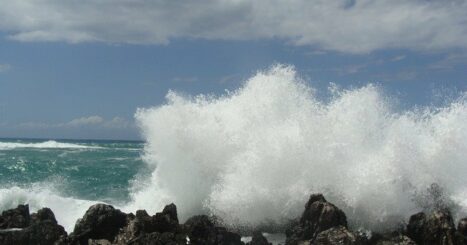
top-left (66, 115), bottom-right (103, 127)
top-left (18, 115), bottom-right (132, 129)
top-left (0, 1), bottom-right (466, 53)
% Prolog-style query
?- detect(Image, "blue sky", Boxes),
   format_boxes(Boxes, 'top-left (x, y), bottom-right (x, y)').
top-left (0, 0), bottom-right (466, 140)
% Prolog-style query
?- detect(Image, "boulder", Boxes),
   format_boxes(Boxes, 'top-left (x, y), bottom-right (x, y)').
top-left (0, 207), bottom-right (67, 245)
top-left (312, 225), bottom-right (363, 245)
top-left (456, 217), bottom-right (467, 245)
top-left (0, 204), bottom-right (31, 229)
top-left (184, 215), bottom-right (242, 245)
top-left (369, 233), bottom-right (416, 245)
top-left (70, 204), bottom-right (127, 244)
top-left (286, 194), bottom-right (347, 245)
top-left (31, 207), bottom-right (57, 224)
top-left (406, 210), bottom-right (456, 245)
top-left (114, 204), bottom-right (185, 245)
top-left (246, 231), bottom-right (271, 245)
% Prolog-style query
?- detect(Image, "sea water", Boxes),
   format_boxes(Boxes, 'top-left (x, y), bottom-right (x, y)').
top-left (0, 139), bottom-right (145, 231)
top-left (0, 65), bottom-right (466, 237)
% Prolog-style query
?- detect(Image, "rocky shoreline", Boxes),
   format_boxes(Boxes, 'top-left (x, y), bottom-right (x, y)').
top-left (1, 193), bottom-right (466, 245)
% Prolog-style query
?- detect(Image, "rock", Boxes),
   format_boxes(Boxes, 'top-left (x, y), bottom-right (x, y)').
top-left (184, 215), bottom-right (242, 245)
top-left (114, 204), bottom-right (185, 245)
top-left (370, 233), bottom-right (416, 245)
top-left (162, 203), bottom-right (178, 223)
top-left (0, 204), bottom-right (31, 229)
top-left (312, 225), bottom-right (362, 245)
top-left (127, 231), bottom-right (185, 245)
top-left (247, 231), bottom-right (271, 245)
top-left (152, 204), bottom-right (179, 233)
top-left (24, 220), bottom-right (67, 245)
top-left (114, 203), bottom-right (186, 244)
top-left (456, 218), bottom-right (467, 245)
top-left (286, 194), bottom-right (347, 245)
top-left (406, 210), bottom-right (456, 245)
top-left (70, 203), bottom-right (127, 244)
top-left (0, 209), bottom-right (66, 245)
top-left (31, 207), bottom-right (58, 224)
top-left (88, 239), bottom-right (112, 245)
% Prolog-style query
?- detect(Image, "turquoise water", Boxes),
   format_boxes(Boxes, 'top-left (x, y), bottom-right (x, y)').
top-left (0, 138), bottom-right (145, 204)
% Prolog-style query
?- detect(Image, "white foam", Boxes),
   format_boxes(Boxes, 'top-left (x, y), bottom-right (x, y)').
top-left (0, 140), bottom-right (101, 150)
top-left (128, 64), bottom-right (467, 230)
top-left (0, 186), bottom-right (97, 232)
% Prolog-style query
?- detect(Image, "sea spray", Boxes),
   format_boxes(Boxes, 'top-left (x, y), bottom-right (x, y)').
top-left (128, 64), bottom-right (467, 230)
top-left (0, 185), bottom-right (96, 231)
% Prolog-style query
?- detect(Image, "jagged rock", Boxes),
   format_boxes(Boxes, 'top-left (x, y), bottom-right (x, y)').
top-left (31, 207), bottom-right (58, 224)
top-left (369, 233), bottom-right (416, 245)
top-left (70, 203), bottom-right (127, 244)
top-left (114, 204), bottom-right (185, 245)
top-left (456, 217), bottom-right (467, 245)
top-left (0, 204), bottom-right (30, 229)
top-left (24, 220), bottom-right (68, 245)
top-left (311, 225), bottom-right (362, 245)
top-left (286, 194), bottom-right (347, 245)
top-left (246, 231), bottom-right (271, 245)
top-left (127, 231), bottom-right (185, 245)
top-left (459, 218), bottom-right (467, 236)
top-left (0, 207), bottom-right (66, 245)
top-left (88, 239), bottom-right (112, 245)
top-left (406, 210), bottom-right (456, 245)
top-left (162, 203), bottom-right (178, 223)
top-left (184, 215), bottom-right (242, 245)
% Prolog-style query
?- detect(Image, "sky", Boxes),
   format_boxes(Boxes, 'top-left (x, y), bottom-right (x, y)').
top-left (0, 0), bottom-right (466, 140)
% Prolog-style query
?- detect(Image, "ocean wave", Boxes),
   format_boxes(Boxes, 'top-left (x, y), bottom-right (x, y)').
top-left (0, 140), bottom-right (102, 150)
top-left (128, 64), bottom-right (467, 230)
top-left (0, 186), bottom-right (97, 232)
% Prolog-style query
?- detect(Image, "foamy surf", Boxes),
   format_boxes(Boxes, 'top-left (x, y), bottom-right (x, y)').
top-left (0, 140), bottom-right (102, 150)
top-left (0, 186), bottom-right (97, 232)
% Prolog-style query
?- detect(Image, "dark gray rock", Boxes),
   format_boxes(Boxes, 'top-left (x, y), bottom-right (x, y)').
top-left (286, 194), bottom-right (347, 245)
top-left (369, 233), bottom-right (416, 245)
top-left (70, 204), bottom-right (127, 244)
top-left (31, 207), bottom-right (58, 224)
top-left (406, 210), bottom-right (456, 245)
top-left (246, 231), bottom-right (271, 245)
top-left (456, 217), bottom-right (467, 245)
top-left (312, 225), bottom-right (363, 245)
top-left (0, 207), bottom-right (67, 245)
top-left (0, 204), bottom-right (30, 229)
top-left (184, 215), bottom-right (242, 245)
top-left (114, 204), bottom-right (185, 245)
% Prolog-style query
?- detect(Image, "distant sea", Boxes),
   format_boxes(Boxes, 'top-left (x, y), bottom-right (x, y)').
top-left (0, 138), bottom-right (146, 230)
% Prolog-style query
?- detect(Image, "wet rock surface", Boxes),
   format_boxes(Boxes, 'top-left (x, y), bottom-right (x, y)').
top-left (0, 205), bottom-right (67, 245)
top-left (69, 204), bottom-right (128, 244)
top-left (285, 194), bottom-right (347, 245)
top-left (2, 193), bottom-right (467, 244)
top-left (406, 210), bottom-right (456, 245)
top-left (246, 231), bottom-right (271, 245)
top-left (0, 204), bottom-right (30, 229)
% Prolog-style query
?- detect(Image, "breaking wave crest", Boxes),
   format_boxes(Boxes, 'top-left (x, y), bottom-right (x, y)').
top-left (128, 64), bottom-right (467, 230)
top-left (0, 185), bottom-right (97, 231)
top-left (0, 140), bottom-right (101, 150)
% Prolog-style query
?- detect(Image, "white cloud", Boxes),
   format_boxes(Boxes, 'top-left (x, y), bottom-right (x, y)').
top-left (0, 1), bottom-right (467, 53)
top-left (390, 55), bottom-right (406, 62)
top-left (18, 115), bottom-right (132, 129)
top-left (0, 64), bottom-right (11, 72)
top-left (65, 115), bottom-right (104, 127)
